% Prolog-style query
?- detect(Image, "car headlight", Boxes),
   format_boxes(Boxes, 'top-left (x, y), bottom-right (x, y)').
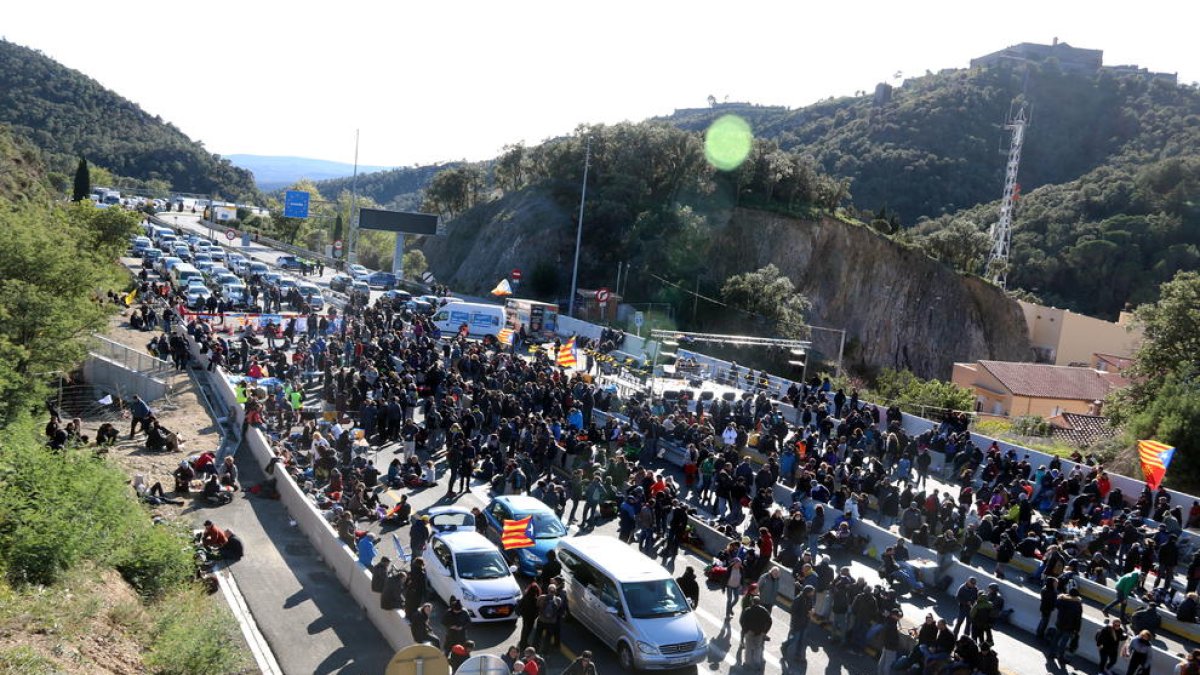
top-left (518, 549), bottom-right (538, 561)
top-left (461, 588), bottom-right (478, 602)
top-left (696, 635), bottom-right (709, 650)
top-left (636, 641), bottom-right (659, 655)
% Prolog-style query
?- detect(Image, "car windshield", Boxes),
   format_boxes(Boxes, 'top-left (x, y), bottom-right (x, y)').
top-left (527, 513), bottom-right (567, 539)
top-left (621, 580), bottom-right (692, 619)
top-left (455, 551), bottom-right (510, 580)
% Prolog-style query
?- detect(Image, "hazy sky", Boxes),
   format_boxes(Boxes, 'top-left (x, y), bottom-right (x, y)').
top-left (4, 1), bottom-right (1196, 167)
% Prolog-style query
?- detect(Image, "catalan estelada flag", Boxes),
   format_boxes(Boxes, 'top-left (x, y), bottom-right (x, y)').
top-left (500, 516), bottom-right (534, 550)
top-left (497, 328), bottom-right (513, 345)
top-left (557, 336), bottom-right (577, 369)
top-left (1138, 440), bottom-right (1176, 490)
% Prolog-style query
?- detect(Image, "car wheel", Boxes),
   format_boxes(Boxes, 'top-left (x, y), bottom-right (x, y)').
top-left (618, 643), bottom-right (636, 671)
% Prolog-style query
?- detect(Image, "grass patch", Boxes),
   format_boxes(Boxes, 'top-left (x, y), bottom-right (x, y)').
top-left (145, 585), bottom-right (250, 675)
top-left (0, 645), bottom-right (61, 674)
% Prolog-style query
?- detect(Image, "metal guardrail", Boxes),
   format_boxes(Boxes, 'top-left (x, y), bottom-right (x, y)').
top-left (89, 334), bottom-right (174, 378)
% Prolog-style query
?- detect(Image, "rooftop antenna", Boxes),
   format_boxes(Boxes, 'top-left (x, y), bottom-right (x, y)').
top-left (986, 102), bottom-right (1028, 288)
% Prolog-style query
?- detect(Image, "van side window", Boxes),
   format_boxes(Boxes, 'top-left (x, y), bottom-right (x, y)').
top-left (594, 574), bottom-right (620, 610)
top-left (559, 550), bottom-right (593, 586)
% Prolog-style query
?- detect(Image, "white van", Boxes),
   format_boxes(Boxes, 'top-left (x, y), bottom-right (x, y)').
top-left (170, 263), bottom-right (203, 292)
top-left (431, 301), bottom-right (505, 339)
top-left (556, 536), bottom-right (708, 670)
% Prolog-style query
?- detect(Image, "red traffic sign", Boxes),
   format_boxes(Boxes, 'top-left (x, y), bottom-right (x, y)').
top-left (333, 240), bottom-right (343, 250)
top-left (225, 228), bottom-right (236, 241)
top-left (511, 268), bottom-right (523, 281)
top-left (595, 288), bottom-right (610, 303)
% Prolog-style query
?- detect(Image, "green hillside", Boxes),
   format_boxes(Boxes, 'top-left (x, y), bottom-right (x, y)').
top-left (314, 163), bottom-right (458, 211)
top-left (0, 40), bottom-right (259, 201)
top-left (662, 65), bottom-right (1200, 224)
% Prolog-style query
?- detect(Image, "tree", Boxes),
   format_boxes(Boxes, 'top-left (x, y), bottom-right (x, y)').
top-left (1108, 271), bottom-right (1200, 487)
top-left (869, 368), bottom-right (975, 415)
top-left (401, 249), bottom-right (428, 279)
top-left (916, 218), bottom-right (992, 274)
top-left (332, 213), bottom-right (344, 244)
top-left (720, 264), bottom-right (810, 337)
top-left (72, 157), bottom-right (90, 201)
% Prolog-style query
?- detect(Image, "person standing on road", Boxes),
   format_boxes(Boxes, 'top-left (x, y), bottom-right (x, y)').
top-left (559, 650), bottom-right (597, 675)
top-left (740, 595), bottom-right (772, 670)
top-left (757, 567), bottom-right (782, 611)
top-left (877, 608), bottom-right (902, 675)
top-left (410, 602), bottom-right (440, 648)
top-left (533, 584), bottom-right (563, 653)
top-left (1095, 618), bottom-right (1126, 674)
top-left (442, 598), bottom-right (470, 657)
top-left (785, 585), bottom-right (815, 662)
top-left (676, 567), bottom-right (700, 609)
top-left (724, 558), bottom-right (745, 618)
top-left (1036, 576), bottom-right (1058, 639)
top-left (517, 583), bottom-right (541, 651)
top-left (952, 578), bottom-right (979, 637)
top-left (1124, 629), bottom-right (1154, 675)
top-left (1051, 587), bottom-right (1084, 664)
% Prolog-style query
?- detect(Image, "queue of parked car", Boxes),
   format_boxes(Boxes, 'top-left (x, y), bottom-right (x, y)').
top-left (130, 222), bottom-right (441, 317)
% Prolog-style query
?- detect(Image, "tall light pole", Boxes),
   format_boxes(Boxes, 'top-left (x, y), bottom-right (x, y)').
top-left (347, 129), bottom-right (360, 266)
top-left (567, 136), bottom-right (591, 318)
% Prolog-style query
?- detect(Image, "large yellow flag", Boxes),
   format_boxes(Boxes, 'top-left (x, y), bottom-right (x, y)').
top-left (124, 288), bottom-right (138, 306)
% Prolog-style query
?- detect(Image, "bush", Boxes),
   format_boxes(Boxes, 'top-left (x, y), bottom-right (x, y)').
top-left (0, 419), bottom-right (193, 595)
top-left (1010, 415), bottom-right (1053, 437)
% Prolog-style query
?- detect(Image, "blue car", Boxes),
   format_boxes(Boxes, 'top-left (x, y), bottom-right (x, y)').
top-left (367, 271), bottom-right (398, 290)
top-left (481, 495), bottom-right (569, 576)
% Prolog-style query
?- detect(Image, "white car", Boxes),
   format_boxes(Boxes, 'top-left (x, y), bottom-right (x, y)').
top-left (348, 263), bottom-right (371, 280)
top-left (220, 282), bottom-right (248, 306)
top-left (186, 285), bottom-right (213, 309)
top-left (423, 530), bottom-right (521, 623)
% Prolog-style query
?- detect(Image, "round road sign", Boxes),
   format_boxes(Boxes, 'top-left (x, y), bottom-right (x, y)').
top-left (334, 239), bottom-right (344, 250)
top-left (595, 288), bottom-right (610, 303)
top-left (225, 228), bottom-right (236, 241)
top-left (511, 268), bottom-right (523, 281)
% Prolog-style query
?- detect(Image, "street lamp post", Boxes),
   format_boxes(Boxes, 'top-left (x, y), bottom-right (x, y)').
top-left (567, 137), bottom-right (591, 318)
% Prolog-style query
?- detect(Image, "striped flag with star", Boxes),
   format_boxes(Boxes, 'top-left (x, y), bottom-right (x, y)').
top-left (557, 336), bottom-right (578, 369)
top-left (497, 327), bottom-right (514, 345)
top-left (1138, 439), bottom-right (1176, 490)
top-left (501, 516), bottom-right (534, 550)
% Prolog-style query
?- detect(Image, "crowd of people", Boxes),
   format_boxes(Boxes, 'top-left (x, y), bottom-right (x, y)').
top-left (89, 223), bottom-right (1200, 675)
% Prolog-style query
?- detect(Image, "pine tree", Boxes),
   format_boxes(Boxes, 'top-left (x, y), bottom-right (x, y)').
top-left (72, 157), bottom-right (90, 202)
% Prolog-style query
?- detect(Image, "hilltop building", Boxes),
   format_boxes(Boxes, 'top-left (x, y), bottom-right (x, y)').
top-left (1018, 300), bottom-right (1142, 367)
top-left (971, 39), bottom-right (1177, 83)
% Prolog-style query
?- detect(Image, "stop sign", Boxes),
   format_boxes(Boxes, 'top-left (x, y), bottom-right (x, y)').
top-left (511, 268), bottom-right (523, 281)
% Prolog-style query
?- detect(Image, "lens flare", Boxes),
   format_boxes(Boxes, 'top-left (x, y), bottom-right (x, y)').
top-left (705, 114), bottom-right (753, 171)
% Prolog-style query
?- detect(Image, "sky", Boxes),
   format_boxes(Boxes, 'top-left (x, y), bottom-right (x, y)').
top-left (3, 0), bottom-right (1197, 168)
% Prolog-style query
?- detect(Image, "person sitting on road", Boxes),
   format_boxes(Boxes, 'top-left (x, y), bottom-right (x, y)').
top-left (173, 460), bottom-right (196, 494)
top-left (96, 423), bottom-right (119, 447)
top-left (1131, 602), bottom-right (1163, 636)
top-left (201, 474), bottom-right (233, 505)
top-left (132, 473), bottom-right (184, 506)
top-left (218, 456), bottom-right (239, 489)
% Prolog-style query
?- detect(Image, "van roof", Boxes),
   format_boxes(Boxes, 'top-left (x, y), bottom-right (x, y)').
top-left (558, 536), bottom-right (672, 581)
top-left (437, 530), bottom-right (501, 553)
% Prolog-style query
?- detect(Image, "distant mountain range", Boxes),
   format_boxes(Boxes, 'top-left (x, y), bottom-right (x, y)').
top-left (226, 154), bottom-right (392, 190)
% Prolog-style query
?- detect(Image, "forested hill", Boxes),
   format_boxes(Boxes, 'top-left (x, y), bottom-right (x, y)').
top-left (314, 163), bottom-right (457, 211)
top-left (0, 39), bottom-right (259, 200)
top-left (661, 65), bottom-right (1200, 224)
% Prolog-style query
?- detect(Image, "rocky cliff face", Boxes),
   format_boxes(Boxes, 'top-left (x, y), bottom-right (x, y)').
top-left (419, 191), bottom-right (1032, 380)
top-left (706, 209), bottom-right (1032, 379)
top-left (418, 188), bottom-right (574, 293)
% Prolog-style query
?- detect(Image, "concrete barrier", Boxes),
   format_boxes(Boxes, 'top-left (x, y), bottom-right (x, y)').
top-left (209, 363), bottom-right (414, 652)
top-left (83, 354), bottom-right (169, 402)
